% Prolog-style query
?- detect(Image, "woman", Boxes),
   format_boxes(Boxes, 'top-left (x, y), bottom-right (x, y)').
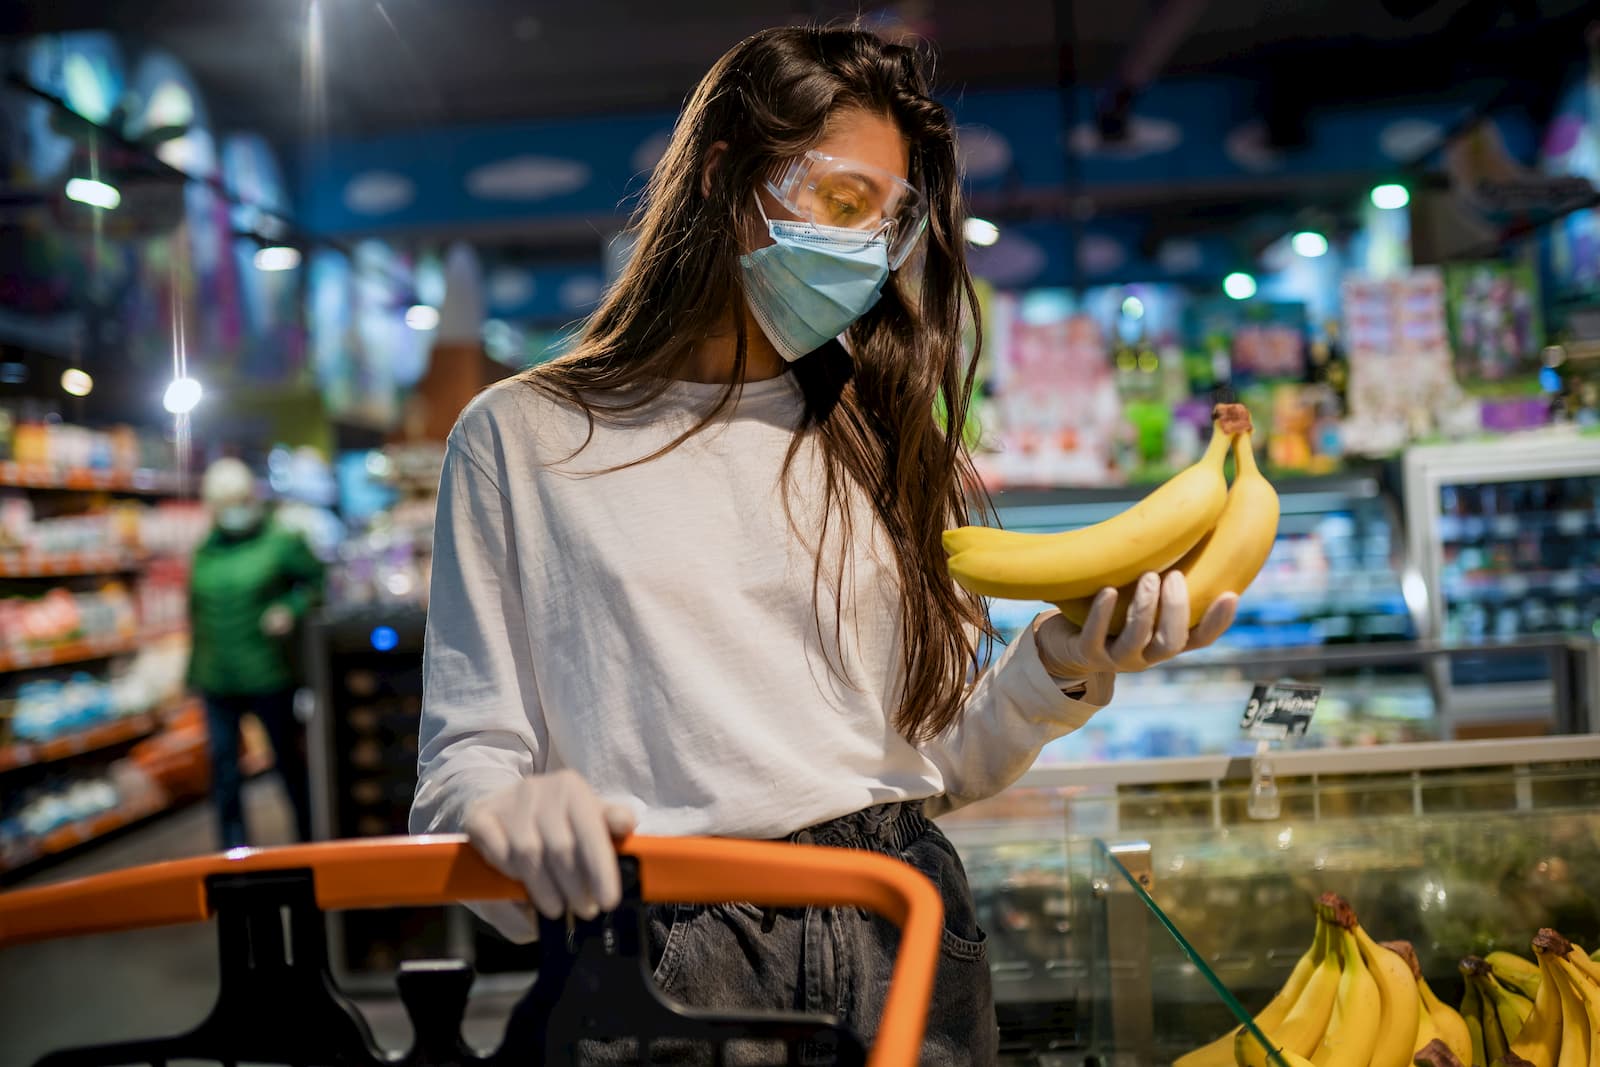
top-left (412, 26), bottom-right (1235, 1064)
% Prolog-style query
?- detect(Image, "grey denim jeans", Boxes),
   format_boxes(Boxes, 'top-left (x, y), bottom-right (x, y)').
top-left (581, 801), bottom-right (999, 1066)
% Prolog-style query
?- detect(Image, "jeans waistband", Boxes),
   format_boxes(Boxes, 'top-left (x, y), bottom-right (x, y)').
top-left (781, 801), bottom-right (928, 854)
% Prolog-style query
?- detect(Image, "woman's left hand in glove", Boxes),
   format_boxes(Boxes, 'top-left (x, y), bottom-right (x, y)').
top-left (1033, 571), bottom-right (1237, 680)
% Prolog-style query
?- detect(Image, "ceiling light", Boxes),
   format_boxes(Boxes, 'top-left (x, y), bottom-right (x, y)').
top-left (1292, 231), bottom-right (1329, 258)
top-left (163, 376), bottom-right (203, 415)
top-left (65, 177), bottom-right (121, 210)
top-left (61, 369), bottom-right (94, 397)
top-left (963, 218), bottom-right (1000, 247)
top-left (253, 246), bottom-right (302, 271)
top-left (1224, 272), bottom-right (1258, 300)
top-left (404, 304), bottom-right (440, 331)
top-left (1370, 183), bottom-right (1410, 210)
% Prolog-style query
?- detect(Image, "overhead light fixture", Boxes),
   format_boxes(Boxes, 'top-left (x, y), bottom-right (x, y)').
top-left (404, 304), bottom-right (440, 331)
top-left (1224, 272), bottom-right (1258, 300)
top-left (1291, 231), bottom-right (1329, 258)
top-left (65, 177), bottom-right (121, 211)
top-left (253, 246), bottom-right (302, 271)
top-left (963, 218), bottom-right (1000, 247)
top-left (1121, 296), bottom-right (1145, 320)
top-left (61, 369), bottom-right (94, 397)
top-left (1370, 183), bottom-right (1410, 210)
top-left (163, 376), bottom-right (203, 415)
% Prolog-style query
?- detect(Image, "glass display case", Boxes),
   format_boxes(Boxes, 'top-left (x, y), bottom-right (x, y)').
top-left (940, 734), bottom-right (1600, 1067)
top-left (1403, 434), bottom-right (1600, 731)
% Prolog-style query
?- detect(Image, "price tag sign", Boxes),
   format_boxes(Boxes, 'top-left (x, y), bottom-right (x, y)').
top-left (1241, 683), bottom-right (1323, 740)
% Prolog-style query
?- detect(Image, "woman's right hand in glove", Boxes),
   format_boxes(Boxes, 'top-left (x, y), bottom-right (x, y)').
top-left (463, 770), bottom-right (638, 925)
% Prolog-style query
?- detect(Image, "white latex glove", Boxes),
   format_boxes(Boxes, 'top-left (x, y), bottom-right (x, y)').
top-left (260, 604), bottom-right (295, 637)
top-left (463, 770), bottom-right (638, 930)
top-left (1035, 571), bottom-right (1238, 679)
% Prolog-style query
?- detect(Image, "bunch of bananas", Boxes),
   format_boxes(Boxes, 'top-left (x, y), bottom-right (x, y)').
top-left (1176, 893), bottom-right (1469, 1067)
top-left (942, 403), bottom-right (1279, 630)
top-left (1453, 929), bottom-right (1600, 1067)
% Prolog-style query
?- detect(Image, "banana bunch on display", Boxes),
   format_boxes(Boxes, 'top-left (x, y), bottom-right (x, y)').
top-left (1180, 893), bottom-right (1451, 1067)
top-left (943, 403), bottom-right (1279, 629)
top-left (1460, 955), bottom-right (1535, 1066)
top-left (1465, 929), bottom-right (1600, 1067)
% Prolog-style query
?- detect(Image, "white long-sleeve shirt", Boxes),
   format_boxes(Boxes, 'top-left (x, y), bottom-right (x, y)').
top-left (411, 373), bottom-right (1112, 841)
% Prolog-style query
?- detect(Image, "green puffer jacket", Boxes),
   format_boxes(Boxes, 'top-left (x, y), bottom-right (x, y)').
top-left (187, 519), bottom-right (325, 697)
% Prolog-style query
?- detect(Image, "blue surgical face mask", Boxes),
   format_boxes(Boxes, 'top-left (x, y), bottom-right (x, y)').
top-left (739, 204), bottom-right (891, 363)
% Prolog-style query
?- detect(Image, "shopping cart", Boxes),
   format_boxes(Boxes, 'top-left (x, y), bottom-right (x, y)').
top-left (0, 835), bottom-right (942, 1066)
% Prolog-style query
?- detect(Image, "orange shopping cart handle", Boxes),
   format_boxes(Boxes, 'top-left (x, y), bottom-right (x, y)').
top-left (0, 835), bottom-right (942, 1067)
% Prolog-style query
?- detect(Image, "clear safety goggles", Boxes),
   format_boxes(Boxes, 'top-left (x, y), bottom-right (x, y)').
top-left (764, 150), bottom-right (928, 270)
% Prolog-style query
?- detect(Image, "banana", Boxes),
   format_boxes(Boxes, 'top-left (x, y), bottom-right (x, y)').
top-left (943, 404), bottom-right (1243, 602)
top-left (1565, 945), bottom-right (1600, 989)
top-left (1552, 956), bottom-right (1600, 1067)
top-left (1056, 422), bottom-right (1280, 632)
top-left (1479, 983), bottom-right (1515, 1066)
top-left (1346, 902), bottom-right (1421, 1067)
top-left (1516, 934), bottom-right (1570, 1067)
top-left (1423, 983), bottom-right (1475, 1067)
top-left (1469, 958), bottom-right (1534, 1043)
top-left (1388, 940), bottom-right (1475, 1066)
top-left (1233, 917), bottom-right (1346, 1066)
top-left (1312, 916), bottom-right (1383, 1067)
top-left (1463, 980), bottom-right (1488, 1067)
top-left (1489, 952), bottom-right (1545, 1001)
top-left (1386, 942), bottom-right (1445, 1057)
top-left (1462, 959), bottom-right (1515, 1067)
top-left (1551, 952), bottom-right (1590, 1067)
top-left (1180, 917), bottom-right (1328, 1067)
top-left (1415, 992), bottom-right (1443, 1055)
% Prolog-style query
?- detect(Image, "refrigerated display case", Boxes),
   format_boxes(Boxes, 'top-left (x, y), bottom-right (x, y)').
top-left (940, 734), bottom-right (1600, 1066)
top-left (1403, 432), bottom-right (1600, 730)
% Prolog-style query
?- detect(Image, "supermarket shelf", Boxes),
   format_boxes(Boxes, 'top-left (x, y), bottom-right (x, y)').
top-left (0, 550), bottom-right (144, 578)
top-left (0, 463), bottom-right (183, 496)
top-left (0, 710), bottom-right (161, 774)
top-left (0, 635), bottom-right (139, 674)
top-left (0, 752), bottom-right (274, 879)
top-left (0, 628), bottom-right (189, 674)
top-left (0, 794), bottom-right (169, 875)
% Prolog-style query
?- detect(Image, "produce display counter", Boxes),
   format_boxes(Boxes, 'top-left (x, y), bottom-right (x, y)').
top-left (940, 735), bottom-right (1600, 1065)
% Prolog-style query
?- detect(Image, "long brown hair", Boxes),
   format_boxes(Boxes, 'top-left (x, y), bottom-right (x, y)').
top-left (523, 25), bottom-right (992, 743)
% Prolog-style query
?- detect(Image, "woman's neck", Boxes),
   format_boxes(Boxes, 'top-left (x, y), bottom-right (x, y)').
top-left (678, 306), bottom-right (788, 385)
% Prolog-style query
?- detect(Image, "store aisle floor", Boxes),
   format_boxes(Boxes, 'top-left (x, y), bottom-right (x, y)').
top-left (0, 780), bottom-right (523, 1067)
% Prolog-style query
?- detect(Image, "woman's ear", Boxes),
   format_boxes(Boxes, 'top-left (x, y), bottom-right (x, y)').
top-left (701, 141), bottom-right (728, 199)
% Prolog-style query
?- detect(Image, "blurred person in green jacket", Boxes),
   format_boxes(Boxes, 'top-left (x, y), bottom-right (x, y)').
top-left (189, 457), bottom-right (325, 848)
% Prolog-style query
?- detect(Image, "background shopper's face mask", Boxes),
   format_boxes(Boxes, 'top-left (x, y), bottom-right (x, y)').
top-left (738, 151), bottom-right (926, 363)
top-left (216, 502), bottom-right (264, 533)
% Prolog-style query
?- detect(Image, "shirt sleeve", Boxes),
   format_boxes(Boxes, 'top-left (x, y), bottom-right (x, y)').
top-left (410, 429), bottom-right (547, 838)
top-left (919, 614), bottom-right (1114, 818)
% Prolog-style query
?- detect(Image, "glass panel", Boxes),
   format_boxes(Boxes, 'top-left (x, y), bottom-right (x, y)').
top-left (942, 753), bottom-right (1600, 1065)
top-left (1094, 807), bottom-right (1600, 1067)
